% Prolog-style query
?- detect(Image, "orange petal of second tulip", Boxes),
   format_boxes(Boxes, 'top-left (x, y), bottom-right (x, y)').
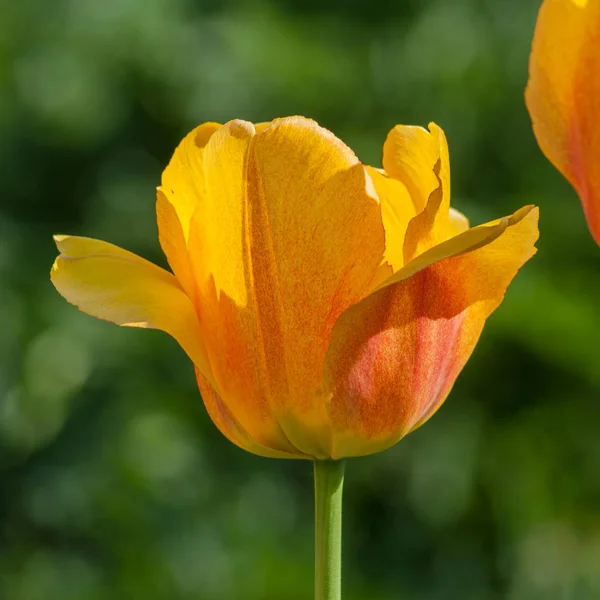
top-left (526, 0), bottom-right (600, 244)
top-left (324, 206), bottom-right (539, 459)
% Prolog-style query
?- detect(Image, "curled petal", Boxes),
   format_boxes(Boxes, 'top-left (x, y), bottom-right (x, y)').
top-left (381, 122), bottom-right (459, 264)
top-left (50, 235), bottom-right (212, 383)
top-left (367, 166), bottom-right (417, 273)
top-left (159, 122), bottom-right (221, 243)
top-left (400, 124), bottom-right (456, 263)
top-left (526, 0), bottom-right (600, 244)
top-left (157, 122), bottom-right (221, 300)
top-left (155, 189), bottom-right (196, 300)
top-left (324, 206), bottom-right (539, 459)
top-left (382, 123), bottom-right (444, 214)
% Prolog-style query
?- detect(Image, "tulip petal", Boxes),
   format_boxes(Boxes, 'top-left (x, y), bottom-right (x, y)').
top-left (367, 166), bottom-right (417, 273)
top-left (449, 207), bottom-right (470, 235)
top-left (382, 122), bottom-right (458, 263)
top-left (159, 121), bottom-right (221, 243)
top-left (526, 0), bottom-right (600, 244)
top-left (186, 117), bottom-right (386, 457)
top-left (157, 122), bottom-right (222, 299)
top-left (50, 235), bottom-right (212, 381)
top-left (186, 119), bottom-right (303, 456)
top-left (366, 123), bottom-right (460, 278)
top-left (382, 123), bottom-right (444, 214)
top-left (324, 205), bottom-right (538, 459)
top-left (155, 189), bottom-right (196, 299)
top-left (195, 368), bottom-right (310, 459)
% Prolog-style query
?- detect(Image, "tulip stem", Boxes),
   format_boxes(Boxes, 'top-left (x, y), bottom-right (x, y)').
top-left (314, 459), bottom-right (345, 600)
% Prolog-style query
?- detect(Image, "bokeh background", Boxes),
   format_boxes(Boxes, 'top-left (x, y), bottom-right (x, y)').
top-left (2, 0), bottom-right (600, 598)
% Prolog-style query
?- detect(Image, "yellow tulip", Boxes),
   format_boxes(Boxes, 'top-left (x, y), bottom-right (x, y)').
top-left (526, 0), bottom-right (600, 244)
top-left (51, 117), bottom-right (538, 460)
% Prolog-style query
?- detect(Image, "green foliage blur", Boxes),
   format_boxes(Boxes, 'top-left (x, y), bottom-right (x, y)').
top-left (2, 0), bottom-right (600, 598)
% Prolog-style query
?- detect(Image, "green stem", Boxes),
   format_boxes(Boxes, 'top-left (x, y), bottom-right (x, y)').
top-left (314, 459), bottom-right (345, 600)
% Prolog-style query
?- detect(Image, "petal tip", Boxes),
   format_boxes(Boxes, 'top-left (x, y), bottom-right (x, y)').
top-left (513, 204), bottom-right (540, 227)
top-left (224, 119), bottom-right (255, 139)
top-left (53, 234), bottom-right (71, 254)
top-left (427, 121), bottom-right (441, 134)
top-left (193, 121), bottom-right (221, 147)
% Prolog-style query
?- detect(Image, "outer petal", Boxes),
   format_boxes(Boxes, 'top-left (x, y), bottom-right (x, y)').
top-left (526, 0), bottom-right (600, 244)
top-left (183, 121), bottom-right (304, 456)
top-left (324, 206), bottom-right (539, 459)
top-left (50, 235), bottom-right (212, 382)
top-left (160, 121), bottom-right (221, 242)
top-left (195, 368), bottom-right (309, 459)
top-left (186, 117), bottom-right (386, 458)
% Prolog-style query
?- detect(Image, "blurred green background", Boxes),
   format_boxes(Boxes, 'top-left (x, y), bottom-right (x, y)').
top-left (2, 0), bottom-right (600, 598)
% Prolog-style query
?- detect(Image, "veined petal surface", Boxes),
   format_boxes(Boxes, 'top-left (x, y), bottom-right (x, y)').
top-left (324, 206), bottom-right (539, 459)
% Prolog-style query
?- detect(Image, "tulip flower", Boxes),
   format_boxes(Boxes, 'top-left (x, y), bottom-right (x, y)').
top-left (526, 0), bottom-right (600, 244)
top-left (51, 117), bottom-right (538, 459)
top-left (51, 117), bottom-right (538, 600)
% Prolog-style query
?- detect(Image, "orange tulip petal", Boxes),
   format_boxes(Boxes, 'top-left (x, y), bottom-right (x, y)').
top-left (367, 166), bottom-right (417, 273)
top-left (368, 123), bottom-right (462, 282)
top-left (248, 117), bottom-right (387, 454)
top-left (195, 368), bottom-right (309, 459)
top-left (50, 235), bottom-right (212, 381)
top-left (448, 207), bottom-right (470, 235)
top-left (400, 125), bottom-right (457, 264)
top-left (382, 123), bottom-right (442, 214)
top-left (381, 122), bottom-right (459, 263)
top-left (526, 0), bottom-right (600, 244)
top-left (324, 206), bottom-right (539, 459)
top-left (159, 121), bottom-right (221, 242)
top-left (183, 117), bottom-right (386, 457)
top-left (185, 120), bottom-right (302, 456)
top-left (157, 121), bottom-right (221, 299)
top-left (155, 189), bottom-right (196, 300)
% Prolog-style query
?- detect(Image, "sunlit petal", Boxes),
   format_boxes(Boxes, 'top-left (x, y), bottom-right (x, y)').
top-left (526, 0), bottom-right (600, 243)
top-left (325, 206), bottom-right (539, 458)
top-left (51, 235), bottom-right (212, 381)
